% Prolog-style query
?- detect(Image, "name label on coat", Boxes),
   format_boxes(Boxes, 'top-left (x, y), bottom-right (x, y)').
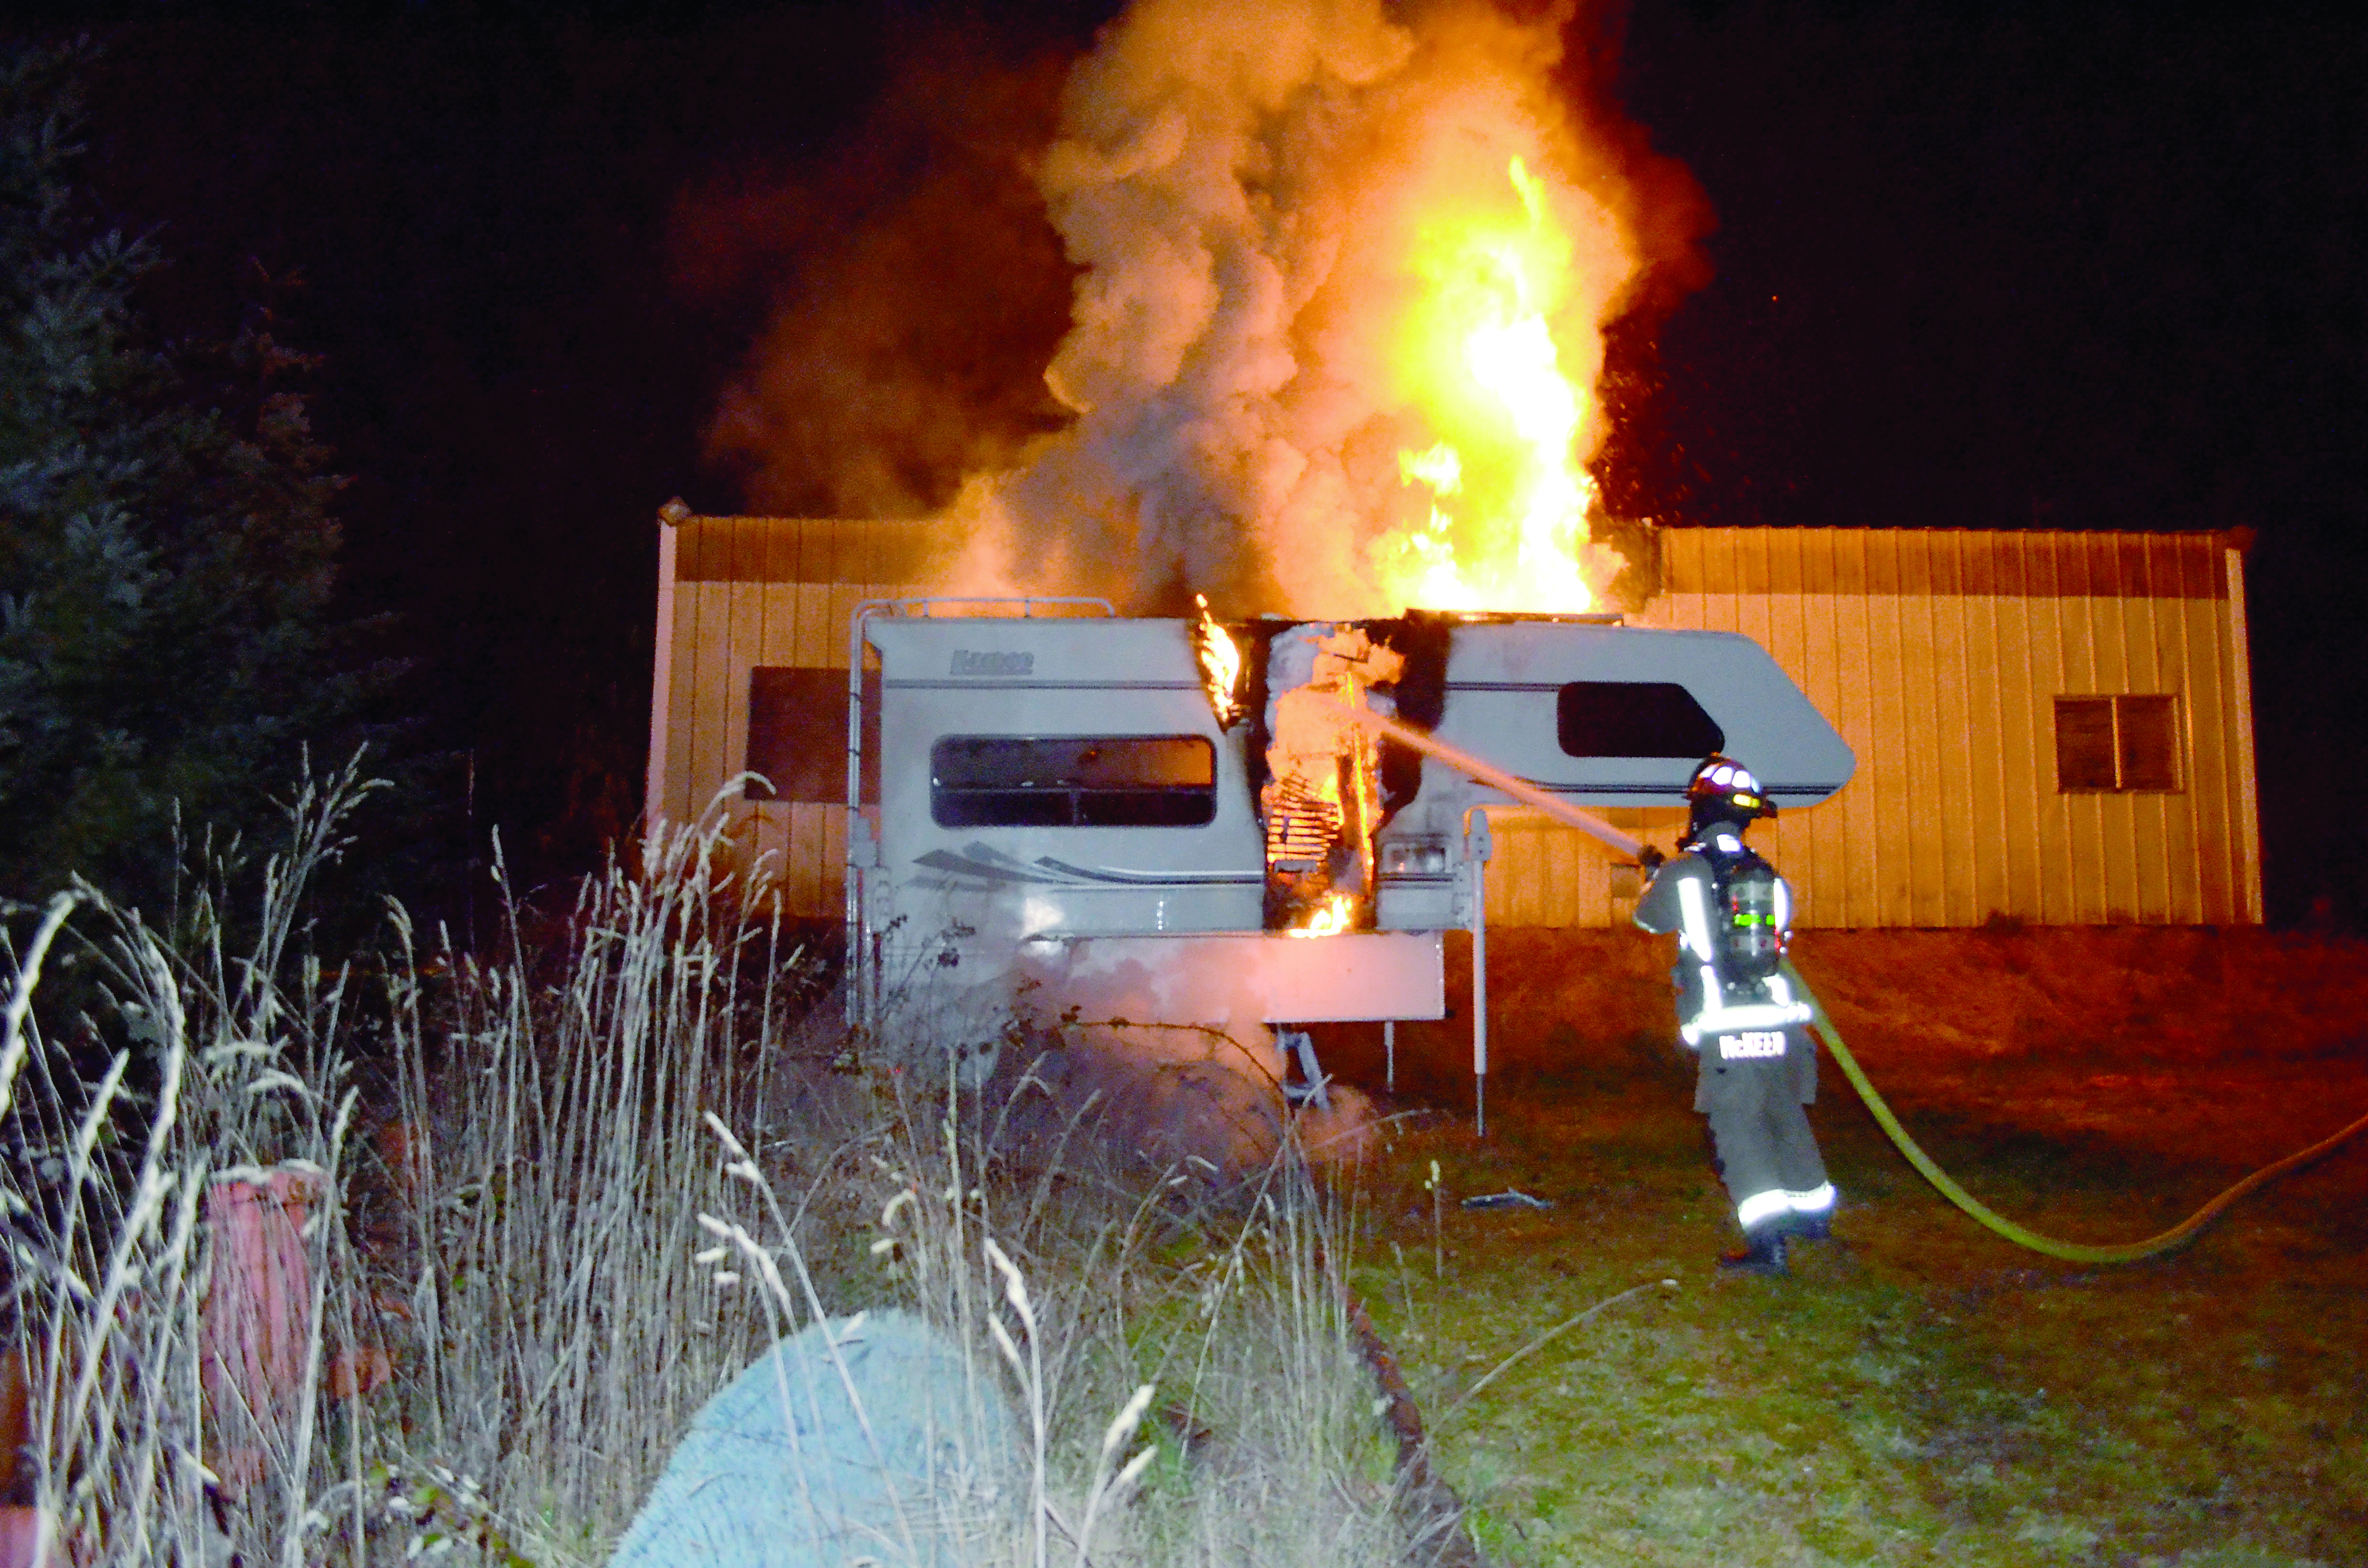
top-left (1716, 1030), bottom-right (1788, 1060)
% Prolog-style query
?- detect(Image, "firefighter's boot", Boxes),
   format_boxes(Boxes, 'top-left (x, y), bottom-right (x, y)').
top-left (1717, 1226), bottom-right (1789, 1276)
top-left (1783, 1184), bottom-right (1838, 1243)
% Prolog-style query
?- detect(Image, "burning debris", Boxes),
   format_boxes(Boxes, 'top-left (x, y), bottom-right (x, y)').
top-left (1290, 893), bottom-right (1357, 940)
top-left (1187, 605), bottom-right (1465, 936)
top-left (1261, 623), bottom-right (1406, 933)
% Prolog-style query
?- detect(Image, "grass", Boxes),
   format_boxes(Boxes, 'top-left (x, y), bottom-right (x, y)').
top-left (1, 779), bottom-right (1417, 1567)
top-left (7, 795), bottom-right (2364, 1566)
top-left (1343, 929), bottom-right (2368, 1567)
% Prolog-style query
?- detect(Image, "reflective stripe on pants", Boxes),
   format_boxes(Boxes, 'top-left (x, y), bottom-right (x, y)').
top-left (1704, 1059), bottom-right (1828, 1230)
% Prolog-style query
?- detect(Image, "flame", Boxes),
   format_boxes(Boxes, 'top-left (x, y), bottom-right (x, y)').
top-left (1377, 156), bottom-right (1598, 614)
top-left (1192, 593), bottom-right (1245, 727)
top-left (1289, 892), bottom-right (1357, 938)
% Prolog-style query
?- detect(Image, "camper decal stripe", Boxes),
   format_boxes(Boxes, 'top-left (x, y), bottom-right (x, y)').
top-left (1031, 857), bottom-right (1258, 886)
top-left (913, 847), bottom-right (1066, 884)
top-left (913, 845), bottom-right (1257, 888)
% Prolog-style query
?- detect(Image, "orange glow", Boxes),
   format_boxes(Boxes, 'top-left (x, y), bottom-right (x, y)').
top-left (1289, 892), bottom-right (1357, 938)
top-left (1377, 157), bottom-right (1597, 614)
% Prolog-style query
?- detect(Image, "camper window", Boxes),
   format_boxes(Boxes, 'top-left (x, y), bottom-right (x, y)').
top-left (1556, 682), bottom-right (1725, 759)
top-left (931, 736), bottom-right (1217, 829)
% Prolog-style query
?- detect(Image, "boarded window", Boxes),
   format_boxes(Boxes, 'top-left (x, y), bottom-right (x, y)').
top-left (931, 736), bottom-right (1217, 828)
top-left (2055, 695), bottom-right (2181, 792)
top-left (1556, 681), bottom-right (1725, 759)
top-left (2054, 698), bottom-right (2119, 791)
top-left (747, 668), bottom-right (858, 803)
top-left (2114, 695), bottom-right (2181, 791)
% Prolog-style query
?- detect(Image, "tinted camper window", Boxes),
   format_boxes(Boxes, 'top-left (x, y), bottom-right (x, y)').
top-left (931, 736), bottom-right (1217, 828)
top-left (1556, 682), bottom-right (1725, 759)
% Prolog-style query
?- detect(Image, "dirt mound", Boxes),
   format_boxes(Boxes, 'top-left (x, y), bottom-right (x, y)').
top-left (1793, 926), bottom-right (2368, 1065)
top-left (1317, 927), bottom-right (2368, 1105)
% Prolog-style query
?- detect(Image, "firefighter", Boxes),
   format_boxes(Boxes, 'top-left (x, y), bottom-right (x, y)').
top-left (1633, 755), bottom-right (1834, 1275)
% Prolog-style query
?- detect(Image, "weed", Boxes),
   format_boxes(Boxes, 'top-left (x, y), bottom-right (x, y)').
top-left (2, 781), bottom-right (1420, 1566)
top-left (17, 794), bottom-right (2355, 1566)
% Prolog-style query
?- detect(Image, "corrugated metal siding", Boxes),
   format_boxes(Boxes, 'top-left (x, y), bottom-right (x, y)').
top-left (654, 517), bottom-right (962, 917)
top-left (1480, 806), bottom-right (1683, 928)
top-left (1603, 528), bottom-right (2262, 929)
top-left (648, 519), bottom-right (2262, 929)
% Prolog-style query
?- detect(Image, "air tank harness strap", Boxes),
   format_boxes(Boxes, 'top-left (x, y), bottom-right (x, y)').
top-left (1779, 958), bottom-right (2368, 1264)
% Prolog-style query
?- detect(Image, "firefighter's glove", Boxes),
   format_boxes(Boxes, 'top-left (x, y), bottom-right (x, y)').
top-left (1636, 844), bottom-right (1665, 877)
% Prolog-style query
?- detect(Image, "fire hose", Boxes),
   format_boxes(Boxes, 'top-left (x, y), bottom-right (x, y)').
top-left (1782, 957), bottom-right (2368, 1264)
top-left (1315, 695), bottom-right (2368, 1263)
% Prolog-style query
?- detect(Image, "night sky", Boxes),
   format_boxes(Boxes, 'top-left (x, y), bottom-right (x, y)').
top-left (12, 0), bottom-right (2363, 926)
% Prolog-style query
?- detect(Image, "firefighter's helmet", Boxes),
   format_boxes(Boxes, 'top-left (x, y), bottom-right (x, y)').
top-left (1687, 754), bottom-right (1775, 837)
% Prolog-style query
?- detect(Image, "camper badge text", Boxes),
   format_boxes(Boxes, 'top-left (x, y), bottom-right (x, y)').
top-left (950, 649), bottom-right (1035, 677)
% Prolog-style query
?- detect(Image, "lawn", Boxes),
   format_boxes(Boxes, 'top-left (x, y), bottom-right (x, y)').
top-left (1324, 928), bottom-right (2368, 1566)
top-left (12, 818), bottom-right (2361, 1568)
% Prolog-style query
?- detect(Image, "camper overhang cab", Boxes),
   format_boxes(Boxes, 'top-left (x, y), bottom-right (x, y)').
top-left (845, 601), bottom-right (1855, 1033)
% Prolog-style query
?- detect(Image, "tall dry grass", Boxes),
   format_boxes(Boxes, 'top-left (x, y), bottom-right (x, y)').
top-left (1, 775), bottom-right (1436, 1567)
top-left (2, 762), bottom-right (382, 1567)
top-left (377, 805), bottom-right (810, 1557)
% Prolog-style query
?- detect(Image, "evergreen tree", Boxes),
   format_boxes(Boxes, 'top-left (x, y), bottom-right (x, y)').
top-left (0, 39), bottom-right (363, 912)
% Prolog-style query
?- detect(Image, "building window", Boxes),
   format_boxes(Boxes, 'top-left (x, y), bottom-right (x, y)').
top-left (1556, 681), bottom-right (1726, 759)
top-left (2055, 695), bottom-right (2181, 793)
top-left (747, 667), bottom-right (876, 803)
top-left (931, 735), bottom-right (1217, 828)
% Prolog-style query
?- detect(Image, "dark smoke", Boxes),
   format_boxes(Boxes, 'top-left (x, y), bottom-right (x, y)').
top-left (678, 32), bottom-right (1082, 520)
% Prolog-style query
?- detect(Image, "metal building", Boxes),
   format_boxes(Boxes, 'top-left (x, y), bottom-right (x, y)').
top-left (644, 513), bottom-right (2261, 928)
top-left (643, 513), bottom-right (958, 919)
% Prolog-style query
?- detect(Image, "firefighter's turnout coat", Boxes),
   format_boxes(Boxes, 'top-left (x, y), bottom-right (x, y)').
top-left (1634, 829), bottom-right (1831, 1233)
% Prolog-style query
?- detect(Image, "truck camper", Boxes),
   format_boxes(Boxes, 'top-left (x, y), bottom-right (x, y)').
top-left (843, 600), bottom-right (1854, 1094)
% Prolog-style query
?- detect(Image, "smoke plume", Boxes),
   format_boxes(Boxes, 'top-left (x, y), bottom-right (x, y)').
top-left (950, 0), bottom-right (1710, 616)
top-left (695, 0), bottom-right (1710, 614)
top-left (681, 36), bottom-right (1080, 520)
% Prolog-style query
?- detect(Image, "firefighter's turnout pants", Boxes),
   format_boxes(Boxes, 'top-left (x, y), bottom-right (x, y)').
top-left (1695, 1025), bottom-right (1832, 1234)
